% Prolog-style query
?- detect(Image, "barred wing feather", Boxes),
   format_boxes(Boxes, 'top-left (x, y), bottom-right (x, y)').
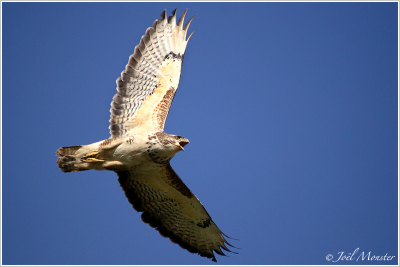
top-left (116, 163), bottom-right (236, 262)
top-left (56, 8), bottom-right (237, 262)
top-left (109, 9), bottom-right (195, 138)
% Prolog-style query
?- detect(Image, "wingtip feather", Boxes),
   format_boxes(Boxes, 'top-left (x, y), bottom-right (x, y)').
top-left (168, 8), bottom-right (178, 24)
top-left (160, 9), bottom-right (167, 19)
top-left (177, 9), bottom-right (188, 28)
top-left (184, 14), bottom-right (196, 32)
top-left (187, 29), bottom-right (197, 42)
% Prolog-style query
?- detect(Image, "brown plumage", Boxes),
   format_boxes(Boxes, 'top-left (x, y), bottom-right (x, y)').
top-left (56, 9), bottom-right (237, 262)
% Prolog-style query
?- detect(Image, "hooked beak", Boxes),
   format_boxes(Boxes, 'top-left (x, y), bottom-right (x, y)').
top-left (179, 139), bottom-right (190, 151)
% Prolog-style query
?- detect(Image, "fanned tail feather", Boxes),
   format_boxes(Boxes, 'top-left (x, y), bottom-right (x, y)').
top-left (56, 141), bottom-right (105, 172)
top-left (56, 146), bottom-right (83, 173)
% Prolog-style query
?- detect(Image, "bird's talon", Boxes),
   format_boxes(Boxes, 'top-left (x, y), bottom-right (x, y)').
top-left (82, 151), bottom-right (104, 162)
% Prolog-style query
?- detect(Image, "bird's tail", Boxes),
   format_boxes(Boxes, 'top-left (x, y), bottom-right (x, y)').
top-left (56, 141), bottom-right (104, 173)
top-left (56, 145), bottom-right (85, 172)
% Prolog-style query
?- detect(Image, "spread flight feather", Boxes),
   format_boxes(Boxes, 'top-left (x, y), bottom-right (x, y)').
top-left (56, 9), bottom-right (237, 262)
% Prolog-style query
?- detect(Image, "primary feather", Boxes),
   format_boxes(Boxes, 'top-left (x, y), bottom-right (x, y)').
top-left (56, 9), bottom-right (237, 262)
top-left (109, 9), bottom-right (195, 138)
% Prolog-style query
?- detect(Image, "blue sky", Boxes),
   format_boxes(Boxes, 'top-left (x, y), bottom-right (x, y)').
top-left (2, 2), bottom-right (398, 265)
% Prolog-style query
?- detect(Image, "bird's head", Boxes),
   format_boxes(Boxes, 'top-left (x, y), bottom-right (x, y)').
top-left (155, 132), bottom-right (190, 156)
top-left (171, 135), bottom-right (190, 151)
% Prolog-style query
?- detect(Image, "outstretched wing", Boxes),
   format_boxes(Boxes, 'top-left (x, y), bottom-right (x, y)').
top-left (109, 9), bottom-right (195, 138)
top-left (116, 163), bottom-right (236, 262)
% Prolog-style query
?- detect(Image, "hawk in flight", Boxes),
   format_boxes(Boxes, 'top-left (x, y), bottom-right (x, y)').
top-left (56, 9), bottom-right (236, 262)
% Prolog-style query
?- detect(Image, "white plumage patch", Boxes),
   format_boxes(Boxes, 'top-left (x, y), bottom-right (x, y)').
top-left (57, 9), bottom-right (237, 262)
top-left (109, 9), bottom-right (195, 138)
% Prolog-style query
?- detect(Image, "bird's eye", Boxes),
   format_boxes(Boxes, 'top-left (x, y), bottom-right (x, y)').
top-left (175, 135), bottom-right (182, 140)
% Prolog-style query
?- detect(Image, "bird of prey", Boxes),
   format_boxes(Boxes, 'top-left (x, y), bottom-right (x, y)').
top-left (56, 9), bottom-right (236, 262)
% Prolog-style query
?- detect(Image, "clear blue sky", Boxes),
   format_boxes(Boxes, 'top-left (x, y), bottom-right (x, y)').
top-left (2, 2), bottom-right (398, 265)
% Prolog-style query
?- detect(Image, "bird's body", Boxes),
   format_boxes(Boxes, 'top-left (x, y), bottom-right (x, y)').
top-left (56, 9), bottom-right (235, 262)
top-left (57, 132), bottom-right (187, 172)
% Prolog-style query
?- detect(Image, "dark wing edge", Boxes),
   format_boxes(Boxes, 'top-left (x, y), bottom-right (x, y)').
top-left (115, 166), bottom-right (237, 262)
top-left (109, 9), bottom-right (196, 138)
